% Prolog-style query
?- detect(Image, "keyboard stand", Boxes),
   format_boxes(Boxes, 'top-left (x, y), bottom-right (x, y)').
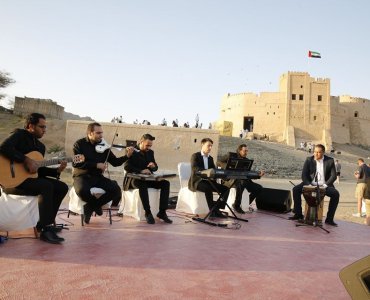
top-left (192, 179), bottom-right (248, 227)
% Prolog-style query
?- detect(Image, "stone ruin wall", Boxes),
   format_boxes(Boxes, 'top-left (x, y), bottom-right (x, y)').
top-left (13, 96), bottom-right (64, 119)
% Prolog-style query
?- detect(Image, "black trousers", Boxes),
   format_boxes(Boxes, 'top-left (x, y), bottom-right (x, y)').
top-left (234, 179), bottom-right (263, 207)
top-left (73, 175), bottom-right (122, 210)
top-left (292, 182), bottom-right (340, 221)
top-left (131, 179), bottom-right (169, 213)
top-left (5, 177), bottom-right (68, 228)
top-left (196, 180), bottom-right (230, 210)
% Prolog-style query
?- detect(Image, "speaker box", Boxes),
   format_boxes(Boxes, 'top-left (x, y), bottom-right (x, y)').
top-left (255, 188), bottom-right (292, 213)
top-left (339, 255), bottom-right (370, 299)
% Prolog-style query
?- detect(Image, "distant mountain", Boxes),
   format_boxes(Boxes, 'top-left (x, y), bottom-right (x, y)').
top-left (63, 111), bottom-right (94, 121)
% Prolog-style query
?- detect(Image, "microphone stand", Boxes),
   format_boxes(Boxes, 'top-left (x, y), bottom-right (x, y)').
top-left (314, 174), bottom-right (329, 233)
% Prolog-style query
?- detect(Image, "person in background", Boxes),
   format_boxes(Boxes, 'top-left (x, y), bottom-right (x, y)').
top-left (334, 159), bottom-right (341, 183)
top-left (353, 158), bottom-right (370, 217)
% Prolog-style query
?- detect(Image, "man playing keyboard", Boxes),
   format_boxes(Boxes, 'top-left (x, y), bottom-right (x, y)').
top-left (188, 138), bottom-right (229, 218)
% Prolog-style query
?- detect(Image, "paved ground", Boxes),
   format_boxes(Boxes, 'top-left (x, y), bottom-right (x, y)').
top-left (1, 204), bottom-right (369, 299)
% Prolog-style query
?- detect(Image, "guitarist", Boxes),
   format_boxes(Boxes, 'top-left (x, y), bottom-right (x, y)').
top-left (0, 112), bottom-right (68, 244)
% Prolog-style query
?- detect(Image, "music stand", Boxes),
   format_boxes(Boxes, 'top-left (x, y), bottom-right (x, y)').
top-left (296, 182), bottom-right (329, 233)
top-left (225, 153), bottom-right (254, 172)
top-left (192, 155), bottom-right (254, 227)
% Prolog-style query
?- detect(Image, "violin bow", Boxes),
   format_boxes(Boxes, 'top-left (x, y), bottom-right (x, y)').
top-left (104, 124), bottom-right (120, 165)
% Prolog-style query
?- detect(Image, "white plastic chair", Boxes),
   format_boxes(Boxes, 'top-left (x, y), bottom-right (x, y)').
top-left (175, 162), bottom-right (210, 215)
top-left (118, 188), bottom-right (161, 221)
top-left (68, 187), bottom-right (112, 225)
top-left (0, 187), bottom-right (39, 237)
top-left (224, 187), bottom-right (251, 213)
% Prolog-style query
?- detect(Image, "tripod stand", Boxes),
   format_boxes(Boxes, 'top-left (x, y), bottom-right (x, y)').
top-left (296, 181), bottom-right (329, 233)
top-left (192, 179), bottom-right (249, 227)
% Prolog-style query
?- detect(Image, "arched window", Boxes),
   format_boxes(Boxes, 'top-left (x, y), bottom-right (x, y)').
top-left (354, 111), bottom-right (359, 117)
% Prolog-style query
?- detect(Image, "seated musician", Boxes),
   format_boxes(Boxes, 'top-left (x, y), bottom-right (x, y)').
top-left (189, 138), bottom-right (229, 218)
top-left (72, 122), bottom-right (134, 224)
top-left (0, 113), bottom-right (68, 244)
top-left (289, 144), bottom-right (340, 226)
top-left (219, 144), bottom-right (264, 214)
top-left (123, 133), bottom-right (172, 224)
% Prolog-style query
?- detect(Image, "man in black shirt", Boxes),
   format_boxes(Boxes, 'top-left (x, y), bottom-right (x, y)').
top-left (0, 113), bottom-right (68, 244)
top-left (123, 133), bottom-right (172, 224)
top-left (72, 122), bottom-right (134, 224)
top-left (220, 144), bottom-right (264, 214)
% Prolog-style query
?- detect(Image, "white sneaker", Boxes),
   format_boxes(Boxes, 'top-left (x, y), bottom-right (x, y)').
top-left (352, 213), bottom-right (361, 217)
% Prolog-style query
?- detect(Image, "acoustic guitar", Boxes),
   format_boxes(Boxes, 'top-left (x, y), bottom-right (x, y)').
top-left (0, 151), bottom-right (84, 188)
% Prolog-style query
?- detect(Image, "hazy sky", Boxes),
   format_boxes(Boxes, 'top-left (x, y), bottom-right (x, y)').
top-left (1, 0), bottom-right (369, 126)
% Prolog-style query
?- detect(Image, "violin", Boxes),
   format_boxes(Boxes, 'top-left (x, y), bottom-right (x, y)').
top-left (95, 139), bottom-right (139, 153)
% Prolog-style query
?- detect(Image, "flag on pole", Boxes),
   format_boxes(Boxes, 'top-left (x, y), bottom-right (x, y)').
top-left (308, 51), bottom-right (321, 58)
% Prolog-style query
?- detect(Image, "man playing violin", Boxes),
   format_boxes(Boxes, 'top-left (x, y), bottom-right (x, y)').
top-left (123, 133), bottom-right (172, 224)
top-left (0, 113), bottom-right (68, 244)
top-left (72, 122), bottom-right (134, 224)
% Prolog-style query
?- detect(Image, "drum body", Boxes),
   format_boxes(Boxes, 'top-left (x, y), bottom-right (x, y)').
top-left (302, 185), bottom-right (326, 223)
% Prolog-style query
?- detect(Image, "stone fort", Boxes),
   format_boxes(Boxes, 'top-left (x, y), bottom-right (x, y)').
top-left (13, 96), bottom-right (64, 119)
top-left (216, 71), bottom-right (370, 148)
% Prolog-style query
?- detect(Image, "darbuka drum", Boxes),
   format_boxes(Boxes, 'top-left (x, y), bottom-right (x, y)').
top-left (302, 185), bottom-right (326, 223)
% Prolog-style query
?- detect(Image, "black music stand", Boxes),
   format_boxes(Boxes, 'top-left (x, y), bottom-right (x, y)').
top-left (296, 180), bottom-right (329, 234)
top-left (192, 156), bottom-right (254, 227)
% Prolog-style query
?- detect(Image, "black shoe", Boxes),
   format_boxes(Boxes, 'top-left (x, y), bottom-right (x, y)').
top-left (84, 204), bottom-right (93, 224)
top-left (95, 206), bottom-right (103, 216)
top-left (210, 210), bottom-right (227, 219)
top-left (40, 230), bottom-right (63, 244)
top-left (36, 225), bottom-right (62, 233)
top-left (325, 219), bottom-right (338, 227)
top-left (157, 211), bottom-right (173, 224)
top-left (288, 214), bottom-right (304, 220)
top-left (145, 212), bottom-right (155, 224)
top-left (232, 204), bottom-right (246, 214)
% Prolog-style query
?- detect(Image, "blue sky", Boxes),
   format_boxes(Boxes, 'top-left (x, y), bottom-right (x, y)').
top-left (1, 0), bottom-right (369, 126)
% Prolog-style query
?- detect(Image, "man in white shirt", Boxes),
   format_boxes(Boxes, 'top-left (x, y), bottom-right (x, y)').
top-left (289, 144), bottom-right (340, 226)
top-left (188, 138), bottom-right (230, 218)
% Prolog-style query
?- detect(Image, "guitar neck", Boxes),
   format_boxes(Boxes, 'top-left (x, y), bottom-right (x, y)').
top-left (37, 157), bottom-right (72, 168)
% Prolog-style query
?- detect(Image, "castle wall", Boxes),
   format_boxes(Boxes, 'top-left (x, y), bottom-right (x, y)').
top-left (14, 96), bottom-right (64, 119)
top-left (65, 121), bottom-right (220, 173)
top-left (330, 96), bottom-right (350, 144)
top-left (219, 92), bottom-right (287, 141)
top-left (286, 72), bottom-right (331, 141)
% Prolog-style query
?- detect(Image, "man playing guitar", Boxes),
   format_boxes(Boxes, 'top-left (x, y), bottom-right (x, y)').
top-left (0, 113), bottom-right (68, 244)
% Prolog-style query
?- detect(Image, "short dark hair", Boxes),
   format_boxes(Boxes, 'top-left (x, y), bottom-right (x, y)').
top-left (24, 113), bottom-right (45, 129)
top-left (87, 122), bottom-right (101, 134)
top-left (201, 138), bottom-right (213, 145)
top-left (358, 158), bottom-right (364, 163)
top-left (141, 133), bottom-right (155, 141)
top-left (315, 144), bottom-right (325, 152)
top-left (237, 144), bottom-right (247, 153)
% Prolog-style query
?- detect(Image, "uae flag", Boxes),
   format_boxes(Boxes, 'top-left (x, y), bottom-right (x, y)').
top-left (308, 51), bottom-right (321, 58)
